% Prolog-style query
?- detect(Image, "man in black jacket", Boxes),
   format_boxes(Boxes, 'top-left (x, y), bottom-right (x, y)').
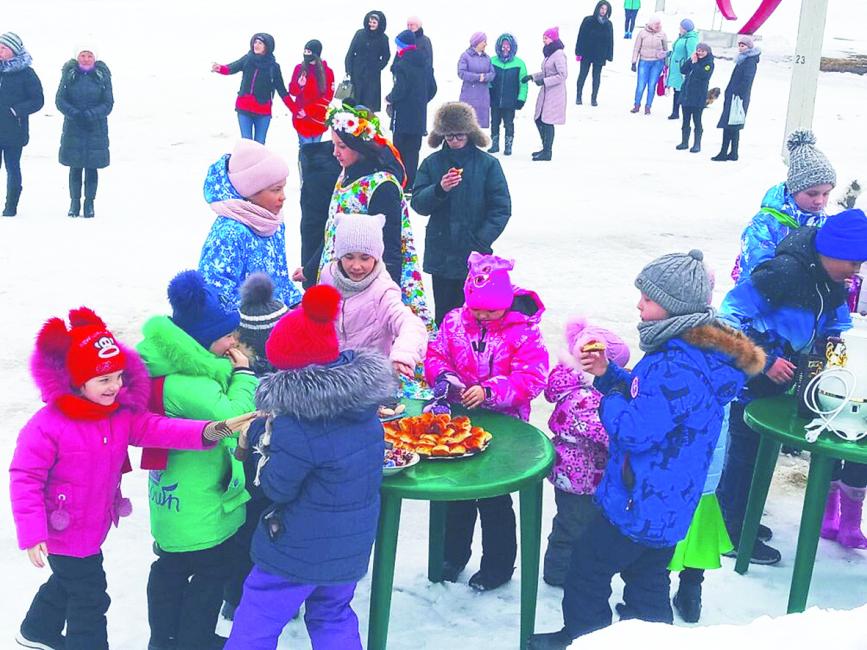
top-left (411, 102), bottom-right (511, 324)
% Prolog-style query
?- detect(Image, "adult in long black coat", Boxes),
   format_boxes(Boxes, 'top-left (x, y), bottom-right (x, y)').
top-left (0, 32), bottom-right (44, 217)
top-left (411, 102), bottom-right (511, 324)
top-left (345, 10), bottom-right (390, 112)
top-left (675, 44), bottom-right (714, 153)
top-left (575, 0), bottom-right (614, 106)
top-left (407, 16), bottom-right (434, 71)
top-left (56, 49), bottom-right (114, 218)
top-left (297, 141), bottom-right (342, 289)
top-left (712, 35), bottom-right (760, 162)
top-left (387, 30), bottom-right (437, 192)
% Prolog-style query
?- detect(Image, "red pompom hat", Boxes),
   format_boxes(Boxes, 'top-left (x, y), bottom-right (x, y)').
top-left (36, 307), bottom-right (127, 387)
top-left (265, 285), bottom-right (342, 370)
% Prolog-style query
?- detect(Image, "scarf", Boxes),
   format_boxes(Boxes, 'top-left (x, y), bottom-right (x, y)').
top-left (55, 394), bottom-right (120, 420)
top-left (0, 50), bottom-right (33, 74)
top-left (543, 39), bottom-right (565, 58)
top-left (736, 47), bottom-right (761, 65)
top-left (597, 15), bottom-right (609, 23)
top-left (210, 199), bottom-right (283, 237)
top-left (330, 260), bottom-right (384, 296)
top-left (248, 51), bottom-right (276, 71)
top-left (637, 307), bottom-right (717, 352)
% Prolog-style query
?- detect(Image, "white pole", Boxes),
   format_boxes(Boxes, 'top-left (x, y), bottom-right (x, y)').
top-left (782, 0), bottom-right (830, 158)
top-left (655, 0), bottom-right (666, 11)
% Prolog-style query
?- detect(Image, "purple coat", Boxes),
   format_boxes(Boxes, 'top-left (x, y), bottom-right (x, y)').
top-left (9, 342), bottom-right (209, 558)
top-left (458, 48), bottom-right (495, 128)
top-left (532, 48), bottom-right (568, 125)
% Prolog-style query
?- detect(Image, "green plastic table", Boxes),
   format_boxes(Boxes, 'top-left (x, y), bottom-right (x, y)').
top-left (367, 400), bottom-right (555, 650)
top-left (738, 396), bottom-right (867, 613)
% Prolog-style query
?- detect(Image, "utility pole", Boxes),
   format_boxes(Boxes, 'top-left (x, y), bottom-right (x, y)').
top-left (783, 0), bottom-right (830, 158)
top-left (655, 0), bottom-right (666, 11)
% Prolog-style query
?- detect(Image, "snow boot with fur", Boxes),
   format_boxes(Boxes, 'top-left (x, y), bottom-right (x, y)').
top-left (820, 481), bottom-right (841, 540)
top-left (837, 484), bottom-right (867, 549)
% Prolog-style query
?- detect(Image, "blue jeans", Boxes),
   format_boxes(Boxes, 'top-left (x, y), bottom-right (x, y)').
top-left (237, 112), bottom-right (271, 144)
top-left (625, 9), bottom-right (639, 34)
top-left (298, 134), bottom-right (322, 145)
top-left (634, 59), bottom-right (664, 108)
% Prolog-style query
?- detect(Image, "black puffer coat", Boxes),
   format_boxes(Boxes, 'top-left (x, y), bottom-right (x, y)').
top-left (387, 47), bottom-right (436, 135)
top-left (575, 1), bottom-right (614, 65)
top-left (345, 11), bottom-right (390, 111)
top-left (0, 54), bottom-right (44, 148)
top-left (56, 60), bottom-right (114, 168)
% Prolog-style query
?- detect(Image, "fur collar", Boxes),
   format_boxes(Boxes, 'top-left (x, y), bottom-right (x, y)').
top-left (0, 50), bottom-right (33, 74)
top-left (682, 322), bottom-right (766, 377)
top-left (256, 350), bottom-right (398, 419)
top-left (30, 340), bottom-right (151, 411)
top-left (61, 59), bottom-right (111, 82)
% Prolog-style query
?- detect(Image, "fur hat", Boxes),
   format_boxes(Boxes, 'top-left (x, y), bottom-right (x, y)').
top-left (228, 140), bottom-right (290, 199)
top-left (37, 307), bottom-right (127, 387)
top-left (565, 316), bottom-right (630, 367)
top-left (0, 32), bottom-right (24, 56)
top-left (239, 273), bottom-right (288, 359)
top-left (168, 270), bottom-right (240, 350)
top-left (266, 285), bottom-right (341, 370)
top-left (428, 102), bottom-right (489, 149)
top-left (464, 252), bottom-right (514, 311)
top-left (335, 213), bottom-right (386, 260)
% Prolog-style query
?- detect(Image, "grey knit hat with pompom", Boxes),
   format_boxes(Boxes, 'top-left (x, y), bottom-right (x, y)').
top-left (787, 130), bottom-right (836, 195)
top-left (635, 249), bottom-right (712, 316)
top-left (238, 273), bottom-right (288, 358)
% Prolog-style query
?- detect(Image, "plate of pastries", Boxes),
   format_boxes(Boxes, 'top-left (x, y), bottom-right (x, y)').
top-left (383, 413), bottom-right (493, 459)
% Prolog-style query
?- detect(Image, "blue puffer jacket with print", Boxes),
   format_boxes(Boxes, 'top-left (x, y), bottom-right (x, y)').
top-left (593, 323), bottom-right (764, 548)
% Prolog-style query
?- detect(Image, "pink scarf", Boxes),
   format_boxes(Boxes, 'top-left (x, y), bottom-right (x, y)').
top-left (210, 199), bottom-right (283, 237)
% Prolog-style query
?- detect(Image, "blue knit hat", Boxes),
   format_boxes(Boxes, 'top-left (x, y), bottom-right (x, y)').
top-left (395, 29), bottom-right (416, 49)
top-left (168, 270), bottom-right (240, 349)
top-left (816, 209), bottom-right (867, 261)
top-left (680, 19), bottom-right (695, 32)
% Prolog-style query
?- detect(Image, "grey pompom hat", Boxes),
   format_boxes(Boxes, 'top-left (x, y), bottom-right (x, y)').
top-left (635, 249), bottom-right (712, 316)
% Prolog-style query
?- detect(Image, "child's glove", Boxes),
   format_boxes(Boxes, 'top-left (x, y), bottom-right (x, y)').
top-left (422, 373), bottom-right (466, 415)
top-left (203, 412), bottom-right (259, 443)
top-left (521, 74), bottom-right (533, 83)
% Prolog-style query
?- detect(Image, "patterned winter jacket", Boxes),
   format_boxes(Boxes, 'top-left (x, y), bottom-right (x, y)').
top-left (198, 154), bottom-right (302, 310)
top-left (424, 288), bottom-right (549, 421)
top-left (545, 363), bottom-right (608, 495)
top-left (594, 323), bottom-right (764, 548)
top-left (731, 182), bottom-right (828, 283)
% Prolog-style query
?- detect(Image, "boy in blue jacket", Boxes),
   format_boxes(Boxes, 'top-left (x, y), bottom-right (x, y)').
top-left (717, 209), bottom-right (867, 564)
top-left (225, 285), bottom-right (398, 650)
top-left (530, 250), bottom-right (764, 649)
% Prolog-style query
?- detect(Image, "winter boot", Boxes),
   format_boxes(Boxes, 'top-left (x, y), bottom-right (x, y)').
top-left (440, 560), bottom-right (465, 583)
top-left (673, 582), bottom-right (702, 623)
top-left (690, 128), bottom-right (703, 153)
top-left (728, 130), bottom-right (740, 161)
top-left (576, 96), bottom-right (582, 105)
top-left (487, 134), bottom-right (500, 154)
top-left (68, 170), bottom-right (82, 217)
top-left (468, 568), bottom-right (513, 591)
top-left (644, 105), bottom-right (652, 115)
top-left (820, 481), bottom-right (841, 540)
top-left (2, 186), bottom-right (21, 217)
top-left (711, 131), bottom-right (731, 161)
top-left (15, 625), bottom-right (64, 650)
top-left (528, 630), bottom-right (573, 650)
top-left (533, 126), bottom-right (553, 161)
top-left (723, 538), bottom-right (782, 565)
top-left (676, 126), bottom-right (691, 150)
top-left (504, 136), bottom-right (514, 156)
top-left (83, 171), bottom-right (98, 218)
top-left (630, 104), bottom-right (640, 113)
top-left (83, 199), bottom-right (95, 218)
top-left (668, 92), bottom-right (680, 119)
top-left (836, 484), bottom-right (867, 549)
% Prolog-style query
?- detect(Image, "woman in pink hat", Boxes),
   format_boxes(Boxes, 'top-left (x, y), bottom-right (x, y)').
top-left (523, 27), bottom-right (568, 161)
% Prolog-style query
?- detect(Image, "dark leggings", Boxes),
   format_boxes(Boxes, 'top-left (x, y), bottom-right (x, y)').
top-left (681, 107), bottom-right (704, 132)
top-left (833, 461), bottom-right (867, 488)
top-left (1, 145), bottom-right (23, 193)
top-left (69, 167), bottom-right (99, 198)
top-left (576, 60), bottom-right (603, 101)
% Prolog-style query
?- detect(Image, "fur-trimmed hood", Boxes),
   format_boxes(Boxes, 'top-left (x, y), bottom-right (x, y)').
top-left (30, 338), bottom-right (150, 410)
top-left (682, 322), bottom-right (766, 377)
top-left (256, 349), bottom-right (398, 419)
top-left (60, 59), bottom-right (111, 84)
top-left (428, 101), bottom-right (490, 149)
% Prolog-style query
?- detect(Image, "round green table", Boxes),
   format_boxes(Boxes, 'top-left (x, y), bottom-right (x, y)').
top-left (367, 400), bottom-right (555, 650)
top-left (739, 395), bottom-right (867, 613)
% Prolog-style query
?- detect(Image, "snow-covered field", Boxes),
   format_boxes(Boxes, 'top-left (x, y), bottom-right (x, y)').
top-left (1, 1), bottom-right (866, 648)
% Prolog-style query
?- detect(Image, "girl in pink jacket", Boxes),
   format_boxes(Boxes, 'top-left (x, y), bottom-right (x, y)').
top-left (542, 317), bottom-right (630, 587)
top-left (320, 212), bottom-right (428, 397)
top-left (9, 308), bottom-right (245, 650)
top-left (424, 253), bottom-right (549, 591)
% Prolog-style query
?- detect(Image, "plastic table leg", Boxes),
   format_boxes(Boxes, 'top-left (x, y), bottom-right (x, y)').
top-left (519, 481), bottom-right (543, 650)
top-left (428, 500), bottom-right (447, 582)
top-left (367, 493), bottom-right (402, 650)
top-left (735, 435), bottom-right (781, 575)
top-left (787, 453), bottom-right (834, 614)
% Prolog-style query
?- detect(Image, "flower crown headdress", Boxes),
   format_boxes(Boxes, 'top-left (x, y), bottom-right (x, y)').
top-left (326, 103), bottom-right (384, 143)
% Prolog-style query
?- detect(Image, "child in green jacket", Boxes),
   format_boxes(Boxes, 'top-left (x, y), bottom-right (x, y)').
top-left (488, 33), bottom-right (528, 156)
top-left (138, 270), bottom-right (258, 650)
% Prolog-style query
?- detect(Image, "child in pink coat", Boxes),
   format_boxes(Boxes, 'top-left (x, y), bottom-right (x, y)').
top-left (424, 253), bottom-right (549, 591)
top-left (542, 316), bottom-right (630, 587)
top-left (320, 212), bottom-right (428, 396)
top-left (9, 308), bottom-right (247, 650)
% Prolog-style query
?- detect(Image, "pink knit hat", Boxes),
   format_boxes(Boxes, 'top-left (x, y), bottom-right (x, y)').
top-left (565, 316), bottom-right (630, 367)
top-left (464, 252), bottom-right (514, 311)
top-left (470, 32), bottom-right (487, 48)
top-left (228, 140), bottom-right (290, 198)
top-left (544, 27), bottom-right (560, 41)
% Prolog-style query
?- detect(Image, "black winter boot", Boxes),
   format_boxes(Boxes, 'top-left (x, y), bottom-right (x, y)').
top-left (533, 125), bottom-right (553, 161)
top-left (504, 135), bottom-right (514, 156)
top-left (68, 168), bottom-right (82, 217)
top-left (673, 581), bottom-right (702, 623)
top-left (527, 629), bottom-right (573, 649)
top-left (668, 91), bottom-right (680, 119)
top-left (2, 186), bottom-right (21, 216)
top-left (487, 134), bottom-right (500, 154)
top-left (728, 130), bottom-right (740, 160)
top-left (690, 128), bottom-right (703, 153)
top-left (712, 130), bottom-right (732, 161)
top-left (83, 169), bottom-right (98, 218)
top-left (676, 126), bottom-right (691, 150)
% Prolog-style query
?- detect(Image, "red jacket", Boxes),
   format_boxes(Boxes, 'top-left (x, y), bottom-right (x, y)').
top-left (287, 61), bottom-right (335, 138)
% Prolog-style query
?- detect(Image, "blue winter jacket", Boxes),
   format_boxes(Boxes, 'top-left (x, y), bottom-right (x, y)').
top-left (198, 154), bottom-right (302, 310)
top-left (594, 323), bottom-right (763, 548)
top-left (247, 350), bottom-right (398, 585)
top-left (721, 226), bottom-right (850, 389)
top-left (732, 182), bottom-right (827, 283)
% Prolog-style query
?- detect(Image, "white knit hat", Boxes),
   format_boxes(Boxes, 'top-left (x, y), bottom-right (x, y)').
top-left (334, 213), bottom-right (386, 259)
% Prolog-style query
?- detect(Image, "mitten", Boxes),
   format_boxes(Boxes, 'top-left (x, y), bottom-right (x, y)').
top-left (631, 62), bottom-right (637, 72)
top-left (521, 74), bottom-right (533, 83)
top-left (575, 55), bottom-right (583, 62)
top-left (534, 77), bottom-right (544, 86)
top-left (516, 99), bottom-right (525, 110)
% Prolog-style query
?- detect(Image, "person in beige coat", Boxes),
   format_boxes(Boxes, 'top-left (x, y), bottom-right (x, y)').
top-left (630, 15), bottom-right (668, 114)
top-left (523, 27), bottom-right (567, 161)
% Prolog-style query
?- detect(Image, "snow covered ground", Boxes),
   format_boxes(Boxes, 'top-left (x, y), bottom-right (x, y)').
top-left (1, 1), bottom-right (866, 648)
